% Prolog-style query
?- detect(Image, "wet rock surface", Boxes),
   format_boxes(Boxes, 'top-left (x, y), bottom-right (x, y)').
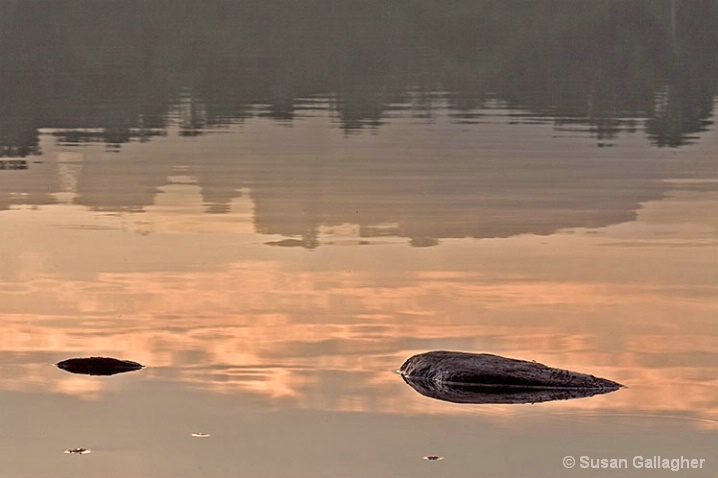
top-left (399, 351), bottom-right (622, 404)
top-left (56, 357), bottom-right (144, 376)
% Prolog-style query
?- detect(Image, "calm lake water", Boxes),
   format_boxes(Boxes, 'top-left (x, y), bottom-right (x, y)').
top-left (1, 1), bottom-right (717, 477)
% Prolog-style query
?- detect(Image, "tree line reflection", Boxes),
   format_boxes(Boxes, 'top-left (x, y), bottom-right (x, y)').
top-left (1, 0), bottom-right (716, 158)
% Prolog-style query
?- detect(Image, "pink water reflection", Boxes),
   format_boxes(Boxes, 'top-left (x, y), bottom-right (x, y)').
top-left (1, 191), bottom-right (717, 428)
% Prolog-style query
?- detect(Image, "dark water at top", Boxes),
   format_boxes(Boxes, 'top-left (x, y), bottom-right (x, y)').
top-left (1, 2), bottom-right (717, 477)
top-left (1, 0), bottom-right (716, 148)
top-left (2, 1), bottom-right (718, 243)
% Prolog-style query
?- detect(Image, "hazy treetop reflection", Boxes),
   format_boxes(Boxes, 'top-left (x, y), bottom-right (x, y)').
top-left (1, 0), bottom-right (716, 157)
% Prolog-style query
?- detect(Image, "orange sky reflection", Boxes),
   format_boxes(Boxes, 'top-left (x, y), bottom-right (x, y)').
top-left (1, 180), bottom-right (717, 428)
top-left (1, 260), bottom-right (716, 427)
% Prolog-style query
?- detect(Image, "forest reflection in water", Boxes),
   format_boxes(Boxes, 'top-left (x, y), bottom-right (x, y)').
top-left (1, 0), bottom-right (717, 158)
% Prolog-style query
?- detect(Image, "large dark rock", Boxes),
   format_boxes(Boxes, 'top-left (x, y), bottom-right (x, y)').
top-left (56, 357), bottom-right (144, 376)
top-left (399, 351), bottom-right (622, 404)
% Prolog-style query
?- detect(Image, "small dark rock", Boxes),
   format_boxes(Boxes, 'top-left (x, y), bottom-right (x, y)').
top-left (56, 357), bottom-right (144, 376)
top-left (399, 351), bottom-right (622, 404)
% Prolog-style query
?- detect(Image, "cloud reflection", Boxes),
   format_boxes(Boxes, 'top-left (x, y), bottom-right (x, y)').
top-left (0, 250), bottom-right (716, 426)
top-left (1, 176), bottom-right (718, 428)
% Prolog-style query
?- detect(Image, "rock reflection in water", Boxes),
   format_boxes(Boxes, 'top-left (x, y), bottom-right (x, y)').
top-left (402, 376), bottom-right (621, 405)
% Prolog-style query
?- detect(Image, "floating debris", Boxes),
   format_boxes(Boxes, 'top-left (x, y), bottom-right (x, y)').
top-left (264, 239), bottom-right (306, 247)
top-left (56, 357), bottom-right (144, 376)
top-left (191, 433), bottom-right (211, 438)
top-left (64, 448), bottom-right (91, 455)
top-left (400, 351), bottom-right (623, 404)
top-left (424, 455), bottom-right (444, 461)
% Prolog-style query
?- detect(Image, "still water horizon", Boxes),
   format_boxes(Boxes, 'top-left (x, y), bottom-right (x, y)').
top-left (1, 1), bottom-right (717, 477)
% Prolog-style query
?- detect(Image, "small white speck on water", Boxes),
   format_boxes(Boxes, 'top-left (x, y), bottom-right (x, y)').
top-left (64, 448), bottom-right (91, 455)
top-left (192, 432), bottom-right (211, 438)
